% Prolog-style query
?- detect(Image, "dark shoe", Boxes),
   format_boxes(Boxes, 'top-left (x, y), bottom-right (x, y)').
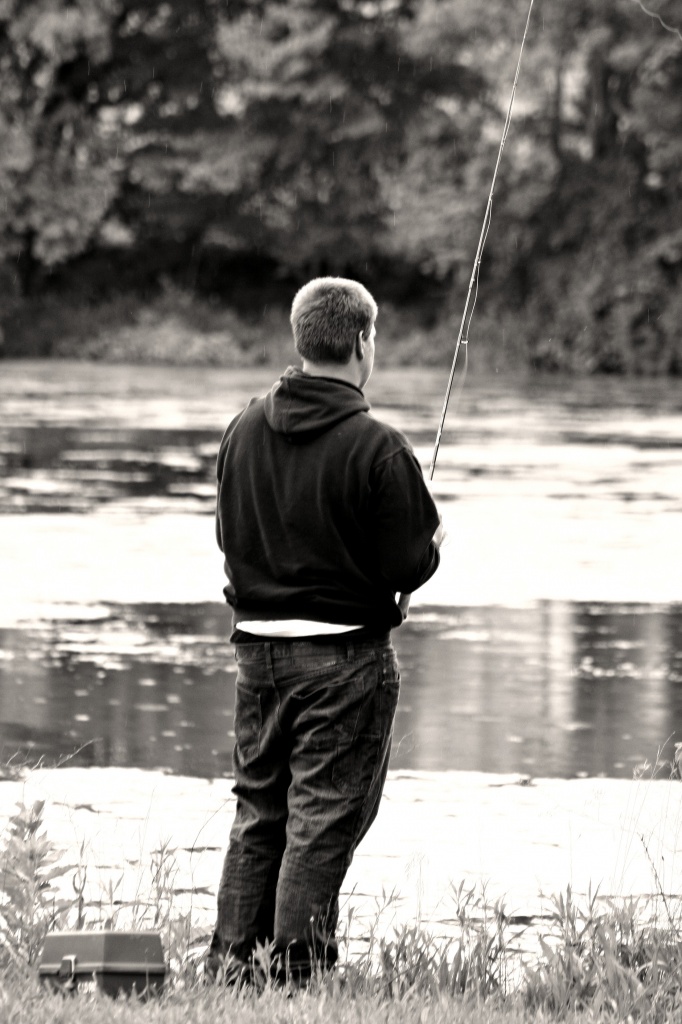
top-left (205, 952), bottom-right (255, 989)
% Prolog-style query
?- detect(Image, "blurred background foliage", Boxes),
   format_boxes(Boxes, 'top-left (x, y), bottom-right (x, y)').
top-left (0, 0), bottom-right (680, 371)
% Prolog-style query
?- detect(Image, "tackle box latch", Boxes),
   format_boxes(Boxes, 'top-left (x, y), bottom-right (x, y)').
top-left (57, 955), bottom-right (77, 989)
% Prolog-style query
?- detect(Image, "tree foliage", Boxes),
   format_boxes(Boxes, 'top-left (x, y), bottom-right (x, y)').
top-left (1, 0), bottom-right (681, 371)
top-left (0, 0), bottom-right (120, 280)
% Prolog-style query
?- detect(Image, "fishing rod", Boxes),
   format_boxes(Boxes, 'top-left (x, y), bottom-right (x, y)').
top-left (429, 0), bottom-right (536, 480)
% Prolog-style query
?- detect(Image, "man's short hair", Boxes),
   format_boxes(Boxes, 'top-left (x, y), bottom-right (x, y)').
top-left (290, 277), bottom-right (378, 364)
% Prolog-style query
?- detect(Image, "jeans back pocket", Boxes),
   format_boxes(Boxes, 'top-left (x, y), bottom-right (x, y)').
top-left (234, 684), bottom-right (262, 765)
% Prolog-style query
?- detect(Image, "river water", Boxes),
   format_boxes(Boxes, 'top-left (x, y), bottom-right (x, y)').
top-left (1, 361), bottom-right (681, 780)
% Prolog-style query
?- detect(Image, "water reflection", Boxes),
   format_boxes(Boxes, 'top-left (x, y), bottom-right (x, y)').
top-left (0, 425), bottom-right (217, 514)
top-left (394, 602), bottom-right (682, 777)
top-left (0, 601), bottom-right (680, 779)
top-left (1, 361), bottom-right (682, 778)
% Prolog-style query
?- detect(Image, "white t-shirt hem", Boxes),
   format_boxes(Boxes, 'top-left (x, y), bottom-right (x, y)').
top-left (235, 619), bottom-right (363, 638)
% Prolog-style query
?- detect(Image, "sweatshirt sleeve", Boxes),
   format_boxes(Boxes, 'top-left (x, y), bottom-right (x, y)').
top-left (369, 446), bottom-right (441, 594)
top-left (215, 433), bottom-right (227, 552)
top-left (215, 413), bottom-right (240, 552)
top-left (215, 406), bottom-right (252, 552)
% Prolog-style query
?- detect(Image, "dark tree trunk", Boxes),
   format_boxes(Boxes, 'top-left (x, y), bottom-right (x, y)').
top-left (587, 47), bottom-right (618, 159)
top-left (16, 235), bottom-right (42, 298)
top-left (550, 58), bottom-right (564, 160)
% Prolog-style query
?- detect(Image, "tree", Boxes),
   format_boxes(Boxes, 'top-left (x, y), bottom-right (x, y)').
top-left (0, 0), bottom-right (121, 294)
top-left (1, 0), bottom-right (681, 372)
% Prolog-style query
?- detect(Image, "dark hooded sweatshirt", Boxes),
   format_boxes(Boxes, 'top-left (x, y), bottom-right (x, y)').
top-left (216, 366), bottom-right (440, 634)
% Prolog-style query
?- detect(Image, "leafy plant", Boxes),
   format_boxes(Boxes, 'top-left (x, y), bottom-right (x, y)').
top-left (524, 885), bottom-right (682, 1022)
top-left (328, 882), bottom-right (513, 1002)
top-left (0, 801), bottom-right (75, 968)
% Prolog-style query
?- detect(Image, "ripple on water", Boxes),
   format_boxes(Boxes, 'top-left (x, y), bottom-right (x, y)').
top-left (2, 600), bottom-right (680, 779)
top-left (1, 366), bottom-right (682, 776)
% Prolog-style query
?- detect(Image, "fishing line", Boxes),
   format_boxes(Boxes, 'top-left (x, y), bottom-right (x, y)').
top-left (429, 0), bottom-right (536, 480)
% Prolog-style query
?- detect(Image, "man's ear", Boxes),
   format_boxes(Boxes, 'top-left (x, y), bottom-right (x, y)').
top-left (355, 330), bottom-right (364, 360)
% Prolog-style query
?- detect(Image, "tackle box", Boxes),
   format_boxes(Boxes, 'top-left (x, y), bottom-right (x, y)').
top-left (38, 931), bottom-right (166, 997)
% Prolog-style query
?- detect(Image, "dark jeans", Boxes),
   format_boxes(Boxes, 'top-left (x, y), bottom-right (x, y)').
top-left (207, 634), bottom-right (400, 985)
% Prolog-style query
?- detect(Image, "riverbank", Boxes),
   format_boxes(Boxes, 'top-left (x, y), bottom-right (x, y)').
top-left (4, 286), bottom-right (682, 375)
top-left (0, 289), bottom-right (541, 371)
top-left (3, 766), bottom-right (680, 943)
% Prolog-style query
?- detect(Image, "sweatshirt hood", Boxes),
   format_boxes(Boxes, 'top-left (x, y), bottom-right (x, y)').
top-left (264, 366), bottom-right (370, 442)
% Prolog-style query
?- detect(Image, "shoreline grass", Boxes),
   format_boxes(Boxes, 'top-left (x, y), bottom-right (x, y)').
top-left (3, 278), bottom-right (681, 375)
top-left (0, 977), bottom-right (613, 1024)
top-left (0, 285), bottom-right (532, 373)
top-left (2, 793), bottom-right (682, 1023)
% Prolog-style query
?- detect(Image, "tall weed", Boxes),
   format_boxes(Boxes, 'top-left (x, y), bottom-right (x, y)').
top-left (524, 885), bottom-right (682, 1021)
top-left (0, 801), bottom-right (75, 968)
top-left (331, 883), bottom-right (513, 1001)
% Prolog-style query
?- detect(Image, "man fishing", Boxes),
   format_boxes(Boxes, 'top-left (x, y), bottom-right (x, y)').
top-left (207, 276), bottom-right (443, 987)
